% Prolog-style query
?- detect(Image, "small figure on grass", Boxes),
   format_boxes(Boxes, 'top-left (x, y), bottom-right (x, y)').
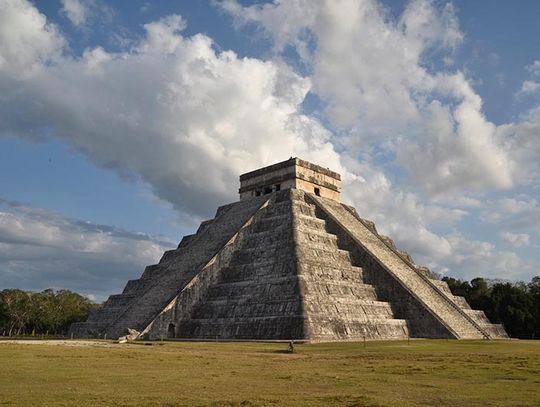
top-left (287, 340), bottom-right (295, 353)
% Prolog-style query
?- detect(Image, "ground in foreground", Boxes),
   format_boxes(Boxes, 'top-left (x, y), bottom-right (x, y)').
top-left (0, 339), bottom-right (539, 406)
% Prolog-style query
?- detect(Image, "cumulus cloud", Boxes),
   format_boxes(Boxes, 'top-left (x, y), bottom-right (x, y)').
top-left (221, 0), bottom-right (517, 196)
top-left (500, 232), bottom-right (530, 248)
top-left (481, 196), bottom-right (540, 234)
top-left (0, 0), bottom-right (64, 77)
top-left (0, 199), bottom-right (173, 300)
top-left (519, 80), bottom-right (540, 95)
top-left (436, 234), bottom-right (530, 281)
top-left (0, 1), bottom-right (341, 220)
top-left (516, 60), bottom-right (540, 99)
top-left (60, 0), bottom-right (89, 26)
top-left (0, 0), bottom-right (537, 291)
top-left (60, 0), bottom-right (112, 28)
top-left (526, 60), bottom-right (540, 77)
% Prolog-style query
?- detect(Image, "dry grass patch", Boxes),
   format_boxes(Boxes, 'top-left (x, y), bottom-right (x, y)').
top-left (0, 339), bottom-right (539, 406)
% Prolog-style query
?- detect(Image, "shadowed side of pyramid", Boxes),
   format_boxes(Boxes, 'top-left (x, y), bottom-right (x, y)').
top-left (69, 195), bottom-right (269, 339)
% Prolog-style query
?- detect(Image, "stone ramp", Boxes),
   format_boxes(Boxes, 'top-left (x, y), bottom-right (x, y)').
top-left (308, 194), bottom-right (499, 339)
top-left (71, 195), bottom-right (269, 339)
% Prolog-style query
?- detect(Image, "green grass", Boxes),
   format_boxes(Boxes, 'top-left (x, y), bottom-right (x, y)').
top-left (0, 340), bottom-right (539, 406)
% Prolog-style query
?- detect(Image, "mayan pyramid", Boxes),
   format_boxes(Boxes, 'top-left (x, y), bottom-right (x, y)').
top-left (71, 158), bottom-right (507, 341)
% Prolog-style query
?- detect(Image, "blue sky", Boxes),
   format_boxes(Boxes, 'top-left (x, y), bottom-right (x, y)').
top-left (1, 0), bottom-right (539, 301)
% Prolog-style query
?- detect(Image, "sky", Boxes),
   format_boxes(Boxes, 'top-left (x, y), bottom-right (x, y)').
top-left (0, 0), bottom-right (539, 302)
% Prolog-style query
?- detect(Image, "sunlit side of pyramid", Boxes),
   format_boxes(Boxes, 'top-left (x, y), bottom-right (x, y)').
top-left (71, 158), bottom-right (508, 340)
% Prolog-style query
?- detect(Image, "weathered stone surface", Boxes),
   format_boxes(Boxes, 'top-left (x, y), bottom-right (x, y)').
top-left (70, 195), bottom-right (269, 339)
top-left (71, 158), bottom-right (507, 341)
top-left (307, 194), bottom-right (507, 339)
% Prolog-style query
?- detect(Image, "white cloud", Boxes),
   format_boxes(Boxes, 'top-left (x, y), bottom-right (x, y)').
top-left (516, 61), bottom-right (540, 99)
top-left (481, 196), bottom-right (540, 234)
top-left (60, 0), bottom-right (89, 27)
top-left (438, 234), bottom-right (530, 281)
top-left (221, 0), bottom-right (516, 197)
top-left (526, 60), bottom-right (540, 77)
top-left (0, 0), bottom-right (64, 77)
top-left (0, 2), bottom-right (341, 219)
top-left (500, 232), bottom-right (530, 248)
top-left (0, 200), bottom-right (173, 300)
top-left (519, 80), bottom-right (540, 95)
top-left (0, 0), bottom-right (538, 290)
top-left (495, 105), bottom-right (540, 184)
top-left (339, 156), bottom-right (463, 263)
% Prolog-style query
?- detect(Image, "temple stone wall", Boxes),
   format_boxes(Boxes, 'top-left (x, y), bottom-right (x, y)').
top-left (239, 157), bottom-right (341, 201)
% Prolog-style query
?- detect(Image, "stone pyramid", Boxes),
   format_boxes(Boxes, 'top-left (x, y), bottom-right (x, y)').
top-left (71, 158), bottom-right (507, 341)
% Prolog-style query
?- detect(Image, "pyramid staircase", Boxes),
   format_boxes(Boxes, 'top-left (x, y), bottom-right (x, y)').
top-left (154, 190), bottom-right (409, 340)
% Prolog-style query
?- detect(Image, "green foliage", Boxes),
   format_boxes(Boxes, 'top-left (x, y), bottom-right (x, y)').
top-left (443, 276), bottom-right (540, 339)
top-left (0, 288), bottom-right (99, 336)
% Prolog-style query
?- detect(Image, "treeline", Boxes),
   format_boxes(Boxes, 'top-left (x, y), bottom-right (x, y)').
top-left (0, 289), bottom-right (100, 337)
top-left (443, 276), bottom-right (540, 339)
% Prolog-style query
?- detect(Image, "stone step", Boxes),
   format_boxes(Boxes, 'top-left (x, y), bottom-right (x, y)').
top-left (301, 282), bottom-right (377, 299)
top-left (220, 261), bottom-right (296, 281)
top-left (177, 234), bottom-right (196, 249)
top-left (303, 299), bottom-right (394, 315)
top-left (297, 261), bottom-right (363, 278)
top-left (299, 239), bottom-right (341, 252)
top-left (104, 293), bottom-right (136, 307)
top-left (207, 276), bottom-right (300, 299)
top-left (252, 214), bottom-right (293, 232)
top-left (296, 245), bottom-right (352, 264)
top-left (294, 214), bottom-right (327, 231)
top-left (85, 307), bottom-right (127, 325)
top-left (191, 299), bottom-right (302, 319)
top-left (482, 324), bottom-right (508, 338)
top-left (177, 316), bottom-right (305, 339)
top-left (291, 201), bottom-right (317, 217)
top-left (230, 246), bottom-right (296, 265)
top-left (306, 316), bottom-right (409, 340)
top-left (429, 279), bottom-right (453, 294)
top-left (140, 264), bottom-right (165, 278)
top-left (452, 296), bottom-right (471, 309)
top-left (241, 233), bottom-right (294, 249)
top-left (463, 309), bottom-right (491, 324)
top-left (295, 230), bottom-right (339, 248)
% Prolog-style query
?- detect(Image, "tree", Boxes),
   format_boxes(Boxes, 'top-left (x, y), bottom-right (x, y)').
top-left (528, 276), bottom-right (540, 338)
top-left (442, 277), bottom-right (471, 298)
top-left (1, 290), bottom-right (32, 335)
top-left (490, 282), bottom-right (535, 338)
top-left (444, 276), bottom-right (539, 339)
top-left (0, 288), bottom-right (99, 336)
top-left (0, 296), bottom-right (8, 335)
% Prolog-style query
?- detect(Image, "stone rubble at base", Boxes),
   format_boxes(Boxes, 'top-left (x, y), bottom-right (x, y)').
top-left (70, 158), bottom-right (508, 341)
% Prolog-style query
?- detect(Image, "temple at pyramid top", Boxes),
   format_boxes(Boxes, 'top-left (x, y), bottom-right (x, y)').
top-left (239, 157), bottom-right (341, 201)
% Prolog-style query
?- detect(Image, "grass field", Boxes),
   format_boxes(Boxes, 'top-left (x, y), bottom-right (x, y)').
top-left (0, 339), bottom-right (539, 406)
